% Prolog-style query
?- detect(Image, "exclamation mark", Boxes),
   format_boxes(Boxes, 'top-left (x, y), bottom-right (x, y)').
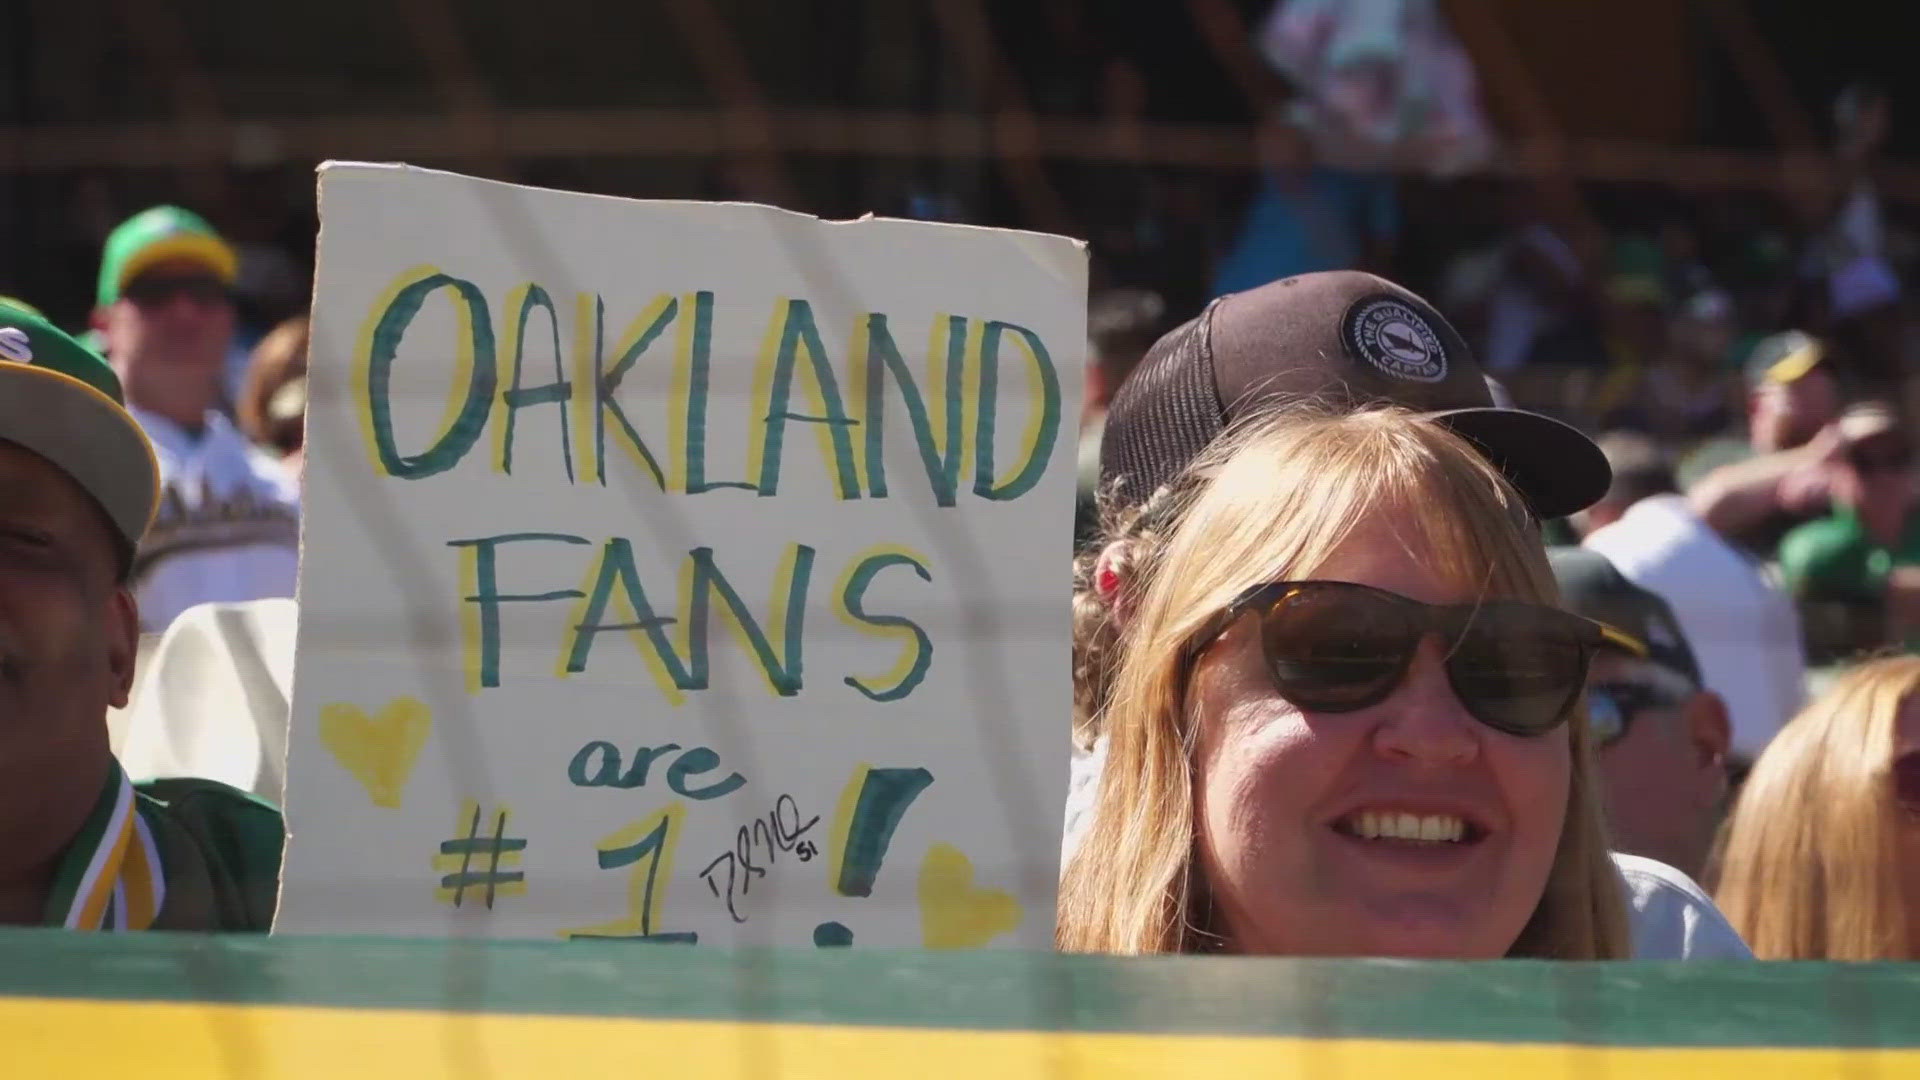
top-left (813, 764), bottom-right (934, 947)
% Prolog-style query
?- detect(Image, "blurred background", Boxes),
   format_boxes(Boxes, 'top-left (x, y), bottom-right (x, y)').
top-left (15, 0), bottom-right (1920, 673)
top-left (4, 0), bottom-right (1910, 337)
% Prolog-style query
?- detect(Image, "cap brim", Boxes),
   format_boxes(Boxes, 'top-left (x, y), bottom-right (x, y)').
top-left (1433, 407), bottom-right (1612, 521)
top-left (0, 364), bottom-right (158, 548)
top-left (117, 234), bottom-right (239, 294)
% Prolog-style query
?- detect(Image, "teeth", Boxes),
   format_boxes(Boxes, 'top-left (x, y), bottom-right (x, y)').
top-left (1344, 810), bottom-right (1468, 843)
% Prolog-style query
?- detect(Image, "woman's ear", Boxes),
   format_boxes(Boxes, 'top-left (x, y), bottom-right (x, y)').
top-left (1094, 541), bottom-right (1138, 630)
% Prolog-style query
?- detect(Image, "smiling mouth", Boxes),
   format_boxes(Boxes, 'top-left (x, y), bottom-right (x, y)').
top-left (1332, 810), bottom-right (1486, 845)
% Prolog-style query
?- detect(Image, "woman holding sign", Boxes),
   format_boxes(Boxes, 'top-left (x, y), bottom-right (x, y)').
top-left (1060, 273), bottom-right (1631, 957)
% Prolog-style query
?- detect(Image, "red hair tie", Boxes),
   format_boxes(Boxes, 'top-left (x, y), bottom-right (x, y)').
top-left (1096, 564), bottom-right (1122, 601)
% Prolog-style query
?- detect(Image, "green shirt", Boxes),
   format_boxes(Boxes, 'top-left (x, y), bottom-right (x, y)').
top-left (1778, 508), bottom-right (1920, 602)
top-left (42, 758), bottom-right (284, 932)
top-left (1779, 508), bottom-right (1920, 659)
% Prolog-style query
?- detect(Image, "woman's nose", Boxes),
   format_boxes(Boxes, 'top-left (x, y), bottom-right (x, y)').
top-left (1369, 636), bottom-right (1480, 767)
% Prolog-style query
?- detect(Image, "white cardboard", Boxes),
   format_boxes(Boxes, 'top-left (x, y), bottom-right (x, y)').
top-left (276, 164), bottom-right (1084, 948)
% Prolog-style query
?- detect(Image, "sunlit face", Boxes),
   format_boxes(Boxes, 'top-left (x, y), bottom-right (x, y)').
top-left (104, 256), bottom-right (234, 411)
top-left (1188, 516), bottom-right (1570, 958)
top-left (1893, 694), bottom-right (1920, 959)
top-left (0, 440), bottom-right (136, 868)
top-left (1750, 372), bottom-right (1838, 452)
top-left (1587, 653), bottom-right (1714, 876)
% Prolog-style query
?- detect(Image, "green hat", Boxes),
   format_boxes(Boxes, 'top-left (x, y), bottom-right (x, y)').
top-left (0, 300), bottom-right (159, 551)
top-left (1548, 547), bottom-right (1702, 684)
top-left (1743, 330), bottom-right (1825, 388)
top-left (96, 206), bottom-right (238, 307)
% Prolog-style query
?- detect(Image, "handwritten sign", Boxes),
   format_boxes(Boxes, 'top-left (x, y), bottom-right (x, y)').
top-left (275, 163), bottom-right (1084, 948)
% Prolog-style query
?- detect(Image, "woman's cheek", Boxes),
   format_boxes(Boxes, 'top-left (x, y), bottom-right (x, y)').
top-left (1493, 727), bottom-right (1572, 846)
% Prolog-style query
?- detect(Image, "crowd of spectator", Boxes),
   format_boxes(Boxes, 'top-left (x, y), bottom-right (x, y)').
top-left (1, 7), bottom-right (1917, 968)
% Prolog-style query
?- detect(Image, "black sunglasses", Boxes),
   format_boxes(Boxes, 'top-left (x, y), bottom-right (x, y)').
top-left (1190, 581), bottom-right (1626, 737)
top-left (122, 274), bottom-right (232, 308)
top-left (1585, 681), bottom-right (1688, 748)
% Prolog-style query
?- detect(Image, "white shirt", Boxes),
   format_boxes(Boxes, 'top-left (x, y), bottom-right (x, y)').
top-left (1584, 493), bottom-right (1806, 759)
top-left (117, 598), bottom-right (296, 803)
top-left (1063, 737), bottom-right (1753, 960)
top-left (129, 407), bottom-right (301, 634)
top-left (1613, 853), bottom-right (1752, 960)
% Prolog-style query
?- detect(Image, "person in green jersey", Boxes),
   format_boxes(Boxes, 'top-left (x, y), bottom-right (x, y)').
top-left (0, 300), bottom-right (282, 931)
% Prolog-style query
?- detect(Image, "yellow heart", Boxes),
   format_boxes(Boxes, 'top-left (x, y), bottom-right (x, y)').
top-left (318, 697), bottom-right (432, 809)
top-left (917, 842), bottom-right (1022, 949)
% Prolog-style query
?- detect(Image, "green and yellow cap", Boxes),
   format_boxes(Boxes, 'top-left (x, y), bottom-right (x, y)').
top-left (96, 205), bottom-right (237, 307)
top-left (1743, 330), bottom-right (1825, 388)
top-left (0, 299), bottom-right (160, 554)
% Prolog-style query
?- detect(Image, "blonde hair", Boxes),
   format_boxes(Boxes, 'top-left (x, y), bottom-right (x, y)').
top-left (238, 315), bottom-right (309, 456)
top-left (1715, 655), bottom-right (1920, 959)
top-left (1059, 405), bottom-right (1628, 958)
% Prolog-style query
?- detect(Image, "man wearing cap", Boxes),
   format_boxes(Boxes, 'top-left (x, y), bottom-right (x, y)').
top-left (0, 302), bottom-right (282, 930)
top-left (91, 206), bottom-right (299, 633)
top-left (1550, 548), bottom-right (1735, 873)
top-left (1689, 330), bottom-right (1845, 556)
top-left (1778, 402), bottom-right (1920, 656)
top-left (1547, 548), bottom-right (1750, 960)
top-left (1579, 432), bottom-right (1806, 762)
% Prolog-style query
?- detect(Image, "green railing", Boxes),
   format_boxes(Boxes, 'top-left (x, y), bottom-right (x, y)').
top-left (4, 928), bottom-right (1917, 1077)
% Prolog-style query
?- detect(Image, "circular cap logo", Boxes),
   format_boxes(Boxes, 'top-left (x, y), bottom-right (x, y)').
top-left (1344, 298), bottom-right (1447, 383)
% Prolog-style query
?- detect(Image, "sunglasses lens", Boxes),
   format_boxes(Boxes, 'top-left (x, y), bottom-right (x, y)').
top-left (1446, 609), bottom-right (1587, 735)
top-left (1894, 753), bottom-right (1920, 813)
top-left (1586, 687), bottom-right (1627, 746)
top-left (1258, 586), bottom-right (1413, 712)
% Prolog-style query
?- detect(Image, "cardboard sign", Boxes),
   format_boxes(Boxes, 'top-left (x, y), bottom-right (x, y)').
top-left (276, 164), bottom-right (1084, 947)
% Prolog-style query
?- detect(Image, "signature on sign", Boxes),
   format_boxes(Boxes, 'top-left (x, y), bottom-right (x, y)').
top-left (698, 794), bottom-right (821, 923)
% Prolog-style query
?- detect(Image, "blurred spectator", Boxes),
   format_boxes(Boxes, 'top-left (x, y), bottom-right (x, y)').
top-left (1477, 191), bottom-right (1595, 376)
top-left (1550, 549), bottom-right (1736, 884)
top-left (1777, 403), bottom-right (1920, 656)
top-left (1743, 331), bottom-right (1843, 453)
top-left (1657, 216), bottom-right (1717, 301)
top-left (1826, 254), bottom-right (1906, 391)
top-left (1725, 235), bottom-right (1798, 360)
top-left (1689, 331), bottom-right (1844, 555)
top-left (1581, 432), bottom-right (1806, 762)
top-left (1715, 655), bottom-right (1920, 959)
top-left (1210, 110), bottom-right (1397, 296)
top-left (1076, 290), bottom-right (1167, 550)
top-left (1612, 288), bottom-right (1741, 442)
top-left (1807, 82), bottom-right (1904, 390)
top-left (237, 316), bottom-right (309, 486)
top-left (1829, 82), bottom-right (1893, 266)
top-left (90, 207), bottom-right (300, 633)
top-left (1255, 0), bottom-right (1494, 176)
top-left (0, 304), bottom-right (282, 930)
top-left (1587, 241), bottom-right (1673, 429)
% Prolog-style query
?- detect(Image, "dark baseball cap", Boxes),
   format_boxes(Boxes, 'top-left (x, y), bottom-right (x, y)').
top-left (1548, 547), bottom-right (1702, 684)
top-left (1098, 271), bottom-right (1610, 520)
